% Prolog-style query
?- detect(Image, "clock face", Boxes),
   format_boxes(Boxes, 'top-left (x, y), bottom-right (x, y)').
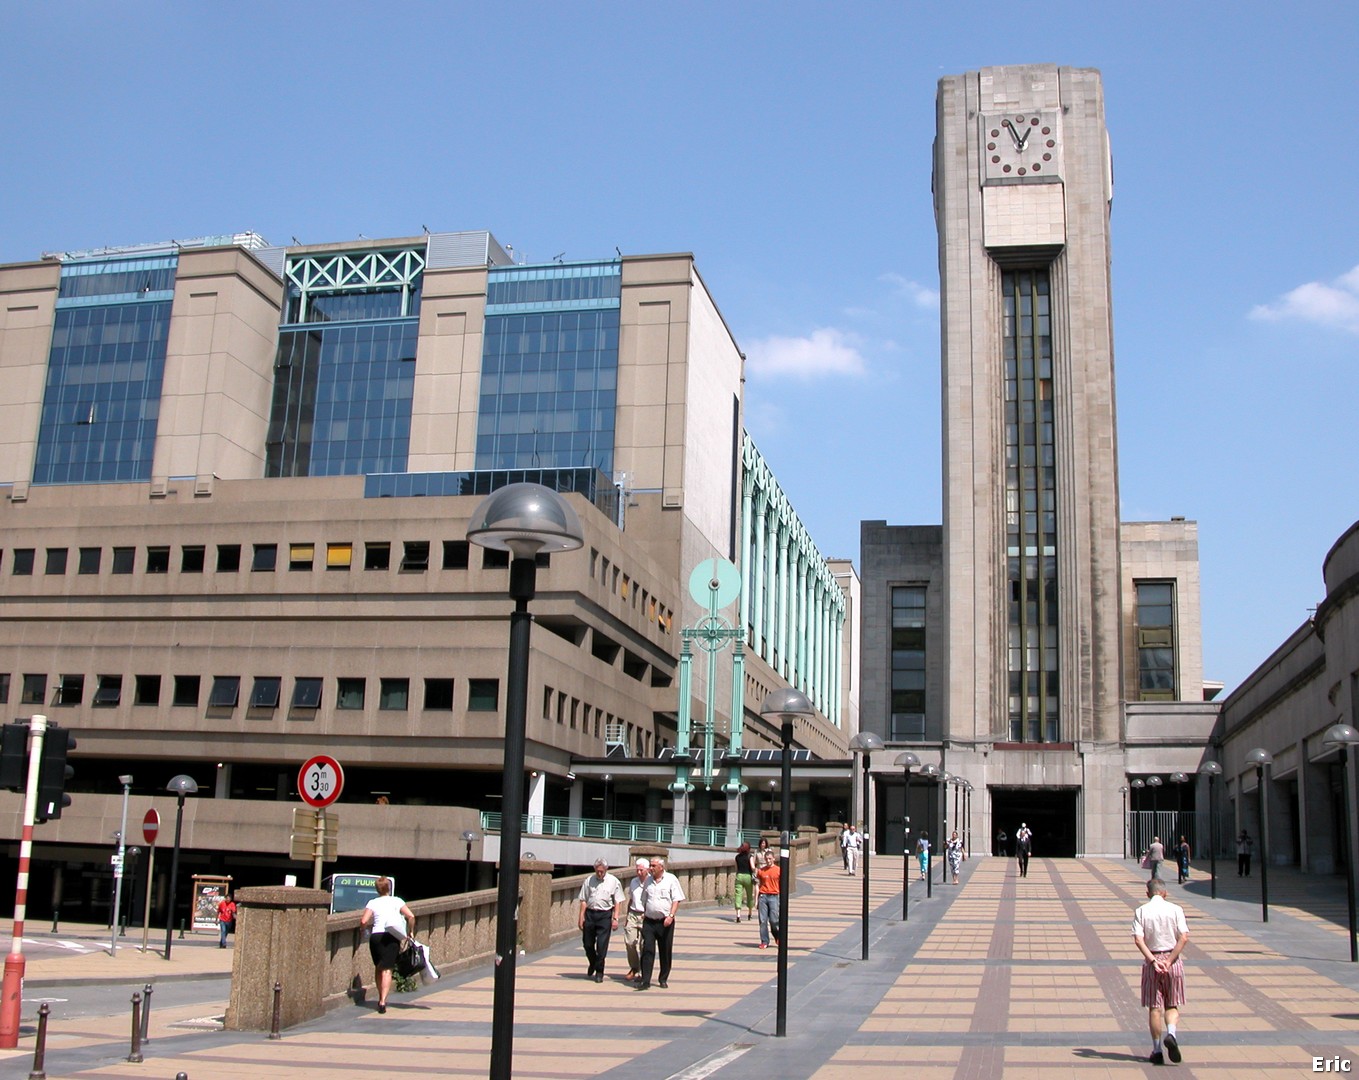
top-left (980, 110), bottom-right (1062, 183)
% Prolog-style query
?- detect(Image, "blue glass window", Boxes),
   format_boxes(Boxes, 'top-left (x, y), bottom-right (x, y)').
top-left (33, 299), bottom-right (172, 485)
top-left (266, 320), bottom-right (418, 477)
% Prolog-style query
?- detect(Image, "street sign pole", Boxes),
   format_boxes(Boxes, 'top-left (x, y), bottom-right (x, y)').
top-left (0, 715), bottom-right (47, 1048)
top-left (140, 809), bottom-right (159, 953)
top-left (297, 756), bottom-right (343, 887)
top-left (313, 808), bottom-right (326, 889)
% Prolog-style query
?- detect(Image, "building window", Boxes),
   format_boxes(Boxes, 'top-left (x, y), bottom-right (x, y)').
top-left (252, 544), bottom-right (277, 572)
top-left (1002, 268), bottom-right (1059, 743)
top-left (326, 543), bottom-right (352, 570)
top-left (468, 679), bottom-right (499, 712)
top-left (208, 676), bottom-right (240, 708)
top-left (1136, 581), bottom-right (1177, 701)
top-left (146, 546), bottom-right (170, 574)
top-left (336, 678), bottom-right (365, 710)
top-left (442, 540), bottom-right (470, 569)
top-left (890, 585), bottom-right (927, 741)
top-left (289, 543), bottom-right (314, 571)
top-left (173, 675), bottom-right (201, 707)
top-left (112, 546), bottom-right (135, 574)
top-left (250, 677), bottom-right (282, 709)
top-left (45, 548), bottom-right (68, 575)
top-left (423, 678), bottom-right (453, 711)
top-left (0, 674), bottom-right (7, 704)
top-left (55, 674), bottom-right (84, 706)
top-left (217, 545), bottom-right (241, 572)
top-left (21, 674), bottom-right (45, 704)
top-left (93, 675), bottom-right (122, 706)
top-left (292, 678), bottom-right (323, 709)
top-left (134, 674), bottom-right (161, 706)
top-left (482, 548), bottom-right (510, 569)
top-left (78, 547), bottom-right (101, 575)
top-left (365, 543), bottom-right (391, 571)
top-left (12, 549), bottom-right (34, 576)
top-left (400, 541), bottom-right (429, 572)
top-left (181, 546), bottom-right (206, 573)
top-left (379, 678), bottom-right (410, 711)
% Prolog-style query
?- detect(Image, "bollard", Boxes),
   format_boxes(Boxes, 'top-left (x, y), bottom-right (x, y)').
top-left (177, 919), bottom-right (185, 940)
top-left (176, 1074), bottom-right (189, 1080)
top-left (27, 1001), bottom-right (49, 1080)
top-left (267, 980), bottom-right (283, 1040)
top-left (126, 991), bottom-right (143, 1063)
top-left (50, 909), bottom-right (59, 936)
top-left (139, 983), bottom-right (153, 1043)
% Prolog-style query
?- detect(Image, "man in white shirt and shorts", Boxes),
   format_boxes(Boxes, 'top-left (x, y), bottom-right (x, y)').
top-left (1132, 876), bottom-right (1189, 1065)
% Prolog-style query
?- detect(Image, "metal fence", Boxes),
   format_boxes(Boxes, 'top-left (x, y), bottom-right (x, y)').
top-left (480, 812), bottom-right (763, 849)
top-left (1128, 810), bottom-right (1220, 862)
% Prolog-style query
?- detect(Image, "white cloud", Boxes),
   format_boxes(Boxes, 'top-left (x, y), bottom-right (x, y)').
top-left (880, 272), bottom-right (940, 310)
top-left (744, 327), bottom-right (868, 379)
top-left (1249, 264), bottom-right (1359, 334)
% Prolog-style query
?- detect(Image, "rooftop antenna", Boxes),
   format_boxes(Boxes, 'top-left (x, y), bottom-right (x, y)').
top-left (553, 252), bottom-right (565, 263)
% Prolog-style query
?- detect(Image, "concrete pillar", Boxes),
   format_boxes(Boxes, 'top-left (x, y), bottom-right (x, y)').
top-left (226, 886), bottom-right (330, 1031)
top-left (516, 858), bottom-right (555, 954)
top-left (526, 770), bottom-right (546, 829)
top-left (568, 779), bottom-right (584, 820)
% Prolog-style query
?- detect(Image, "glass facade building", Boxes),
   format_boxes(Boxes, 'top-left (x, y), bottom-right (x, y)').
top-left (33, 255), bottom-right (177, 485)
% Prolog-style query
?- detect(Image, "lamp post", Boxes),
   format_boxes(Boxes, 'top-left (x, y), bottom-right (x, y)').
top-left (938, 772), bottom-right (951, 888)
top-left (768, 780), bottom-right (777, 829)
top-left (603, 772), bottom-right (612, 826)
top-left (1169, 771), bottom-right (1189, 863)
top-left (461, 830), bottom-right (479, 894)
top-left (468, 482), bottom-right (584, 1080)
top-left (1323, 725), bottom-right (1359, 961)
top-left (761, 688), bottom-right (814, 1037)
top-left (848, 732), bottom-right (884, 961)
top-left (964, 782), bottom-right (973, 860)
top-left (1131, 779), bottom-right (1145, 856)
top-left (111, 775), bottom-right (133, 955)
top-left (895, 753), bottom-right (920, 921)
top-left (163, 775), bottom-right (199, 960)
top-left (920, 764), bottom-right (939, 898)
top-left (1198, 762), bottom-right (1222, 900)
top-left (1118, 786), bottom-right (1129, 860)
top-left (1245, 748), bottom-right (1274, 922)
top-left (1147, 774), bottom-right (1163, 844)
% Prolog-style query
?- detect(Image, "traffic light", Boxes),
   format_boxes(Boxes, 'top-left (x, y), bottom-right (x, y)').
top-left (0, 724), bottom-right (27, 791)
top-left (35, 725), bottom-right (76, 823)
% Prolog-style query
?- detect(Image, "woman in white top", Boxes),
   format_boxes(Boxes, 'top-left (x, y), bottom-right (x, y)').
top-left (359, 876), bottom-right (415, 1013)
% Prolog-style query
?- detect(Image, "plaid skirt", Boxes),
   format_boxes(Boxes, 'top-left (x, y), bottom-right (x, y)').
top-left (1140, 954), bottom-right (1186, 1008)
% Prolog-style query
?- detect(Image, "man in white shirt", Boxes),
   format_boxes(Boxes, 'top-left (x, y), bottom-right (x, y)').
top-left (623, 859), bottom-right (650, 982)
top-left (636, 856), bottom-right (685, 990)
top-left (844, 824), bottom-right (862, 876)
top-left (1132, 877), bottom-right (1190, 1066)
top-left (577, 858), bottom-right (625, 982)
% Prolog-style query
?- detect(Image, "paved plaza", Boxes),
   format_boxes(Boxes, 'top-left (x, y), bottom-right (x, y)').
top-left (3, 854), bottom-right (1358, 1077)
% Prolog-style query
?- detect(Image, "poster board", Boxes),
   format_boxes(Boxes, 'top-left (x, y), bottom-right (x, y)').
top-left (191, 874), bottom-right (233, 933)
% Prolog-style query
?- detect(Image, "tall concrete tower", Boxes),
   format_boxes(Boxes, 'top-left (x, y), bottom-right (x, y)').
top-left (935, 65), bottom-right (1123, 851)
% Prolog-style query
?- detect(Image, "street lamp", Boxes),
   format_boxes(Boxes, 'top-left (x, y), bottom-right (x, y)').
top-left (467, 482), bottom-right (584, 1080)
top-left (937, 772), bottom-right (951, 889)
top-left (1323, 724), bottom-right (1359, 961)
top-left (1131, 779), bottom-right (1145, 856)
top-left (1118, 786), bottom-right (1129, 860)
top-left (461, 829), bottom-right (479, 894)
top-left (895, 752), bottom-right (920, 921)
top-left (848, 732), bottom-right (884, 961)
top-left (761, 687), bottom-right (814, 1038)
top-left (1169, 771), bottom-right (1189, 864)
top-left (1146, 774), bottom-right (1163, 836)
top-left (111, 775), bottom-right (132, 956)
top-left (603, 773), bottom-right (612, 825)
top-left (1198, 762), bottom-right (1222, 900)
top-left (964, 782), bottom-right (973, 861)
top-left (1245, 748), bottom-right (1274, 922)
top-left (920, 764), bottom-right (939, 898)
top-left (163, 774), bottom-right (199, 960)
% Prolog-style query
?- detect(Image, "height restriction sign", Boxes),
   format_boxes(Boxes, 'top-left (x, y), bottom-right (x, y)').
top-left (298, 755), bottom-right (344, 808)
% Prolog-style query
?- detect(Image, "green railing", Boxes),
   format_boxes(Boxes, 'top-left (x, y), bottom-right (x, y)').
top-left (479, 812), bottom-right (762, 849)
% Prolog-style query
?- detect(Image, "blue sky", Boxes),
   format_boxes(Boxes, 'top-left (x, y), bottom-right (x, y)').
top-left (3, 3), bottom-right (1356, 694)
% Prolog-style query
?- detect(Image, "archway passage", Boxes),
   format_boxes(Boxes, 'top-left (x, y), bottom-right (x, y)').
top-left (990, 787), bottom-right (1079, 857)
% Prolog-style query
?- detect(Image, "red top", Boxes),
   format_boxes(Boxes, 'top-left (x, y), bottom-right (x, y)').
top-left (756, 864), bottom-right (781, 896)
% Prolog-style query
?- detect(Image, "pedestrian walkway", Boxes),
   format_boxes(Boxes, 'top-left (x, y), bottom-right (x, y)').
top-left (4, 856), bottom-right (1359, 1077)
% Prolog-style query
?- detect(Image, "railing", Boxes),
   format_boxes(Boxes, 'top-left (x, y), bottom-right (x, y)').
top-left (479, 812), bottom-right (764, 849)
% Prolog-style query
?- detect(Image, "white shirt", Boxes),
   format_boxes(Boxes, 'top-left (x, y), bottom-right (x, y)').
top-left (844, 831), bottom-right (862, 850)
top-left (1132, 894), bottom-right (1188, 953)
top-left (642, 872), bottom-right (686, 919)
top-left (578, 872), bottom-right (624, 911)
top-left (364, 894), bottom-right (408, 936)
top-left (627, 873), bottom-right (649, 913)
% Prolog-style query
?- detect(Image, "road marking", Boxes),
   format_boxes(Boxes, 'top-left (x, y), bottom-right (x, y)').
top-left (665, 1043), bottom-right (755, 1080)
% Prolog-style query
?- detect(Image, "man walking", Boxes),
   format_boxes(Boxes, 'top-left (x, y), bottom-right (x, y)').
top-left (1146, 836), bottom-right (1166, 881)
top-left (1015, 823), bottom-right (1033, 878)
top-left (637, 856), bottom-right (685, 990)
top-left (1237, 830), bottom-right (1253, 877)
top-left (843, 824), bottom-right (862, 876)
top-left (1132, 877), bottom-right (1190, 1065)
top-left (577, 858), bottom-right (625, 982)
top-left (623, 858), bottom-right (649, 982)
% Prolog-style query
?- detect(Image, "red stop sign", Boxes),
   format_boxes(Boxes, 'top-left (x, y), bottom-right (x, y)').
top-left (142, 808), bottom-right (161, 846)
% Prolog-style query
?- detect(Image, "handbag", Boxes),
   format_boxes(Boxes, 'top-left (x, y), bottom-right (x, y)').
top-left (1140, 853), bottom-right (1153, 870)
top-left (396, 939), bottom-right (426, 979)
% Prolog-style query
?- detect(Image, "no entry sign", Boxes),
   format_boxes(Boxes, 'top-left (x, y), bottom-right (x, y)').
top-left (298, 755), bottom-right (345, 808)
top-left (142, 808), bottom-right (161, 846)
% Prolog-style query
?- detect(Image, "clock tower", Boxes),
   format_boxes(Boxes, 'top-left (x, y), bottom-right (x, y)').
top-left (934, 65), bottom-right (1123, 852)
